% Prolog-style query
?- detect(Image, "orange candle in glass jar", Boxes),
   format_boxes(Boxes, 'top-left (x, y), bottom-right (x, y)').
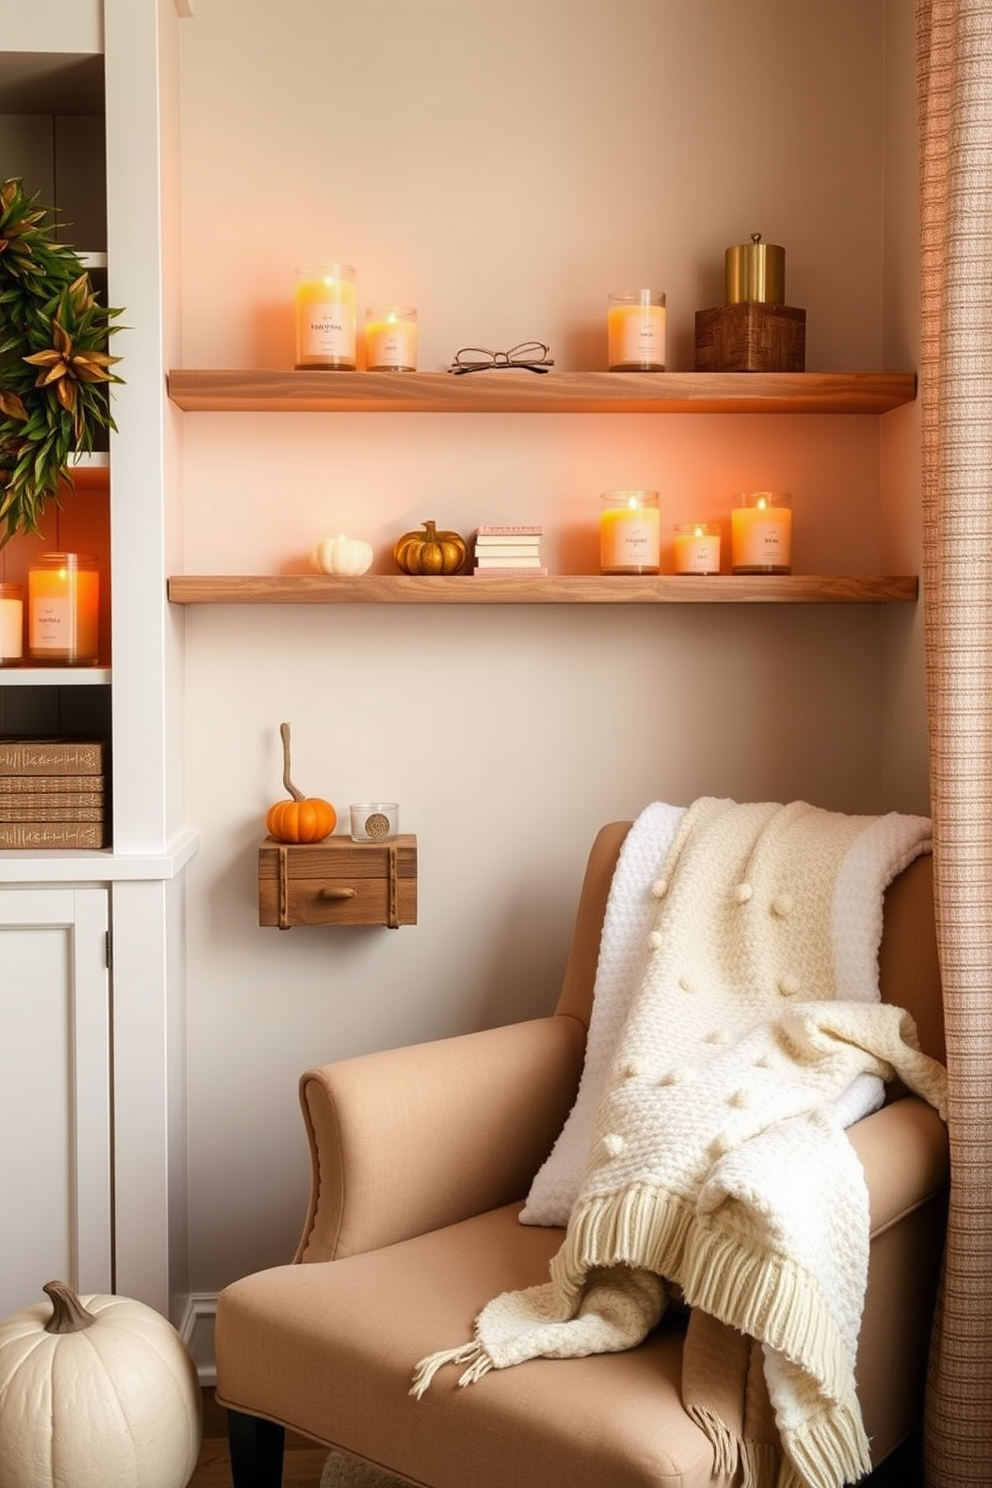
top-left (731, 492), bottom-right (792, 574)
top-left (607, 290), bottom-right (666, 371)
top-left (294, 263), bottom-right (357, 369)
top-left (600, 491), bottom-right (661, 574)
top-left (673, 522), bottom-right (721, 574)
top-left (365, 307), bottom-right (417, 370)
top-left (28, 553), bottom-right (100, 664)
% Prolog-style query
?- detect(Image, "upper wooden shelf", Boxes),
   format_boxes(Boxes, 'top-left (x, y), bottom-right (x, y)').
top-left (166, 369), bottom-right (918, 416)
top-left (167, 574), bottom-right (918, 606)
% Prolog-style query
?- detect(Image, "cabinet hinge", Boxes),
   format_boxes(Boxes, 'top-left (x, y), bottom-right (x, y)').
top-left (105, 930), bottom-right (113, 971)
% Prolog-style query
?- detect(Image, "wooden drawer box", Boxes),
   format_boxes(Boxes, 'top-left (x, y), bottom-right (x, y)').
top-left (258, 835), bottom-right (417, 929)
top-left (694, 302), bottom-right (806, 372)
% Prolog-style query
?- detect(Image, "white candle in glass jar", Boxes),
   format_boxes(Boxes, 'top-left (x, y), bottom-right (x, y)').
top-left (0, 582), bottom-right (23, 663)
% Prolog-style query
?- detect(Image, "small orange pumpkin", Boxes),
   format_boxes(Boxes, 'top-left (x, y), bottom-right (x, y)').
top-left (394, 519), bottom-right (467, 575)
top-left (266, 722), bottom-right (336, 843)
top-left (266, 796), bottom-right (336, 843)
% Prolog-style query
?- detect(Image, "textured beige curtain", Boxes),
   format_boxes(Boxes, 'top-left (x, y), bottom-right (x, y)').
top-left (917, 2), bottom-right (992, 1482)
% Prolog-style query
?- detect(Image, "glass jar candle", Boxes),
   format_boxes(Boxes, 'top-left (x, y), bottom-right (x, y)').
top-left (365, 307), bottom-right (417, 371)
top-left (607, 289), bottom-right (666, 371)
top-left (294, 262), bottom-right (357, 369)
top-left (349, 803), bottom-right (399, 842)
top-left (600, 491), bottom-right (661, 574)
top-left (731, 492), bottom-right (792, 574)
top-left (673, 523), bottom-right (721, 575)
top-left (0, 582), bottom-right (23, 664)
top-left (28, 553), bottom-right (100, 665)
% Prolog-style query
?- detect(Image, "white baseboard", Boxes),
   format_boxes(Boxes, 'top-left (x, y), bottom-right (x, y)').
top-left (179, 1292), bottom-right (218, 1385)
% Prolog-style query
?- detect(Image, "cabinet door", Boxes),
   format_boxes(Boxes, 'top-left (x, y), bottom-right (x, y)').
top-left (0, 887), bottom-right (111, 1318)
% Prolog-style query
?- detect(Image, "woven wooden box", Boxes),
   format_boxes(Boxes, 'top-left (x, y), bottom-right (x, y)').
top-left (694, 303), bottom-right (806, 373)
top-left (0, 738), bottom-right (108, 776)
top-left (0, 738), bottom-right (110, 847)
top-left (258, 835), bottom-right (418, 929)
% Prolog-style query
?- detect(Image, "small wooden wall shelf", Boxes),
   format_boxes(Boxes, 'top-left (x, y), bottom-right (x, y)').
top-left (170, 574), bottom-right (917, 606)
top-left (167, 368), bottom-right (917, 416)
top-left (258, 835), bottom-right (418, 929)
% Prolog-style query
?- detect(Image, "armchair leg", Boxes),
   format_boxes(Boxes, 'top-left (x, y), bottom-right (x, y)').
top-left (227, 1408), bottom-right (286, 1488)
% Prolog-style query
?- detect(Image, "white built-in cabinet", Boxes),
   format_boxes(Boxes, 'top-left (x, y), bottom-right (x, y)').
top-left (0, 0), bottom-right (193, 1327)
top-left (0, 886), bottom-right (111, 1319)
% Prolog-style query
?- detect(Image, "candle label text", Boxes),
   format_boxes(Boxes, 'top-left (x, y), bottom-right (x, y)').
top-left (301, 303), bottom-right (356, 361)
top-left (608, 306), bottom-right (667, 370)
top-left (31, 599), bottom-right (72, 650)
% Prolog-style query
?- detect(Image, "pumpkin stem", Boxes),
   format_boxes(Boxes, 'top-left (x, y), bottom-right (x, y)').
top-left (43, 1279), bottom-right (97, 1334)
top-left (423, 520), bottom-right (438, 540)
top-left (279, 721), bottom-right (305, 802)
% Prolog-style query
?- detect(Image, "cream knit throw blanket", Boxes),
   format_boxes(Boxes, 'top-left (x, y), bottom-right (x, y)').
top-left (412, 798), bottom-right (948, 1488)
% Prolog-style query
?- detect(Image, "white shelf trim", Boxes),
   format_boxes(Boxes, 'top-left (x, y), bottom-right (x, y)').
top-left (1, 667), bottom-right (111, 686)
top-left (0, 828), bottom-right (200, 884)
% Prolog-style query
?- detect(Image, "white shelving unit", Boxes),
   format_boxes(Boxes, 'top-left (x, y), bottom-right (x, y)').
top-left (0, 0), bottom-right (193, 1325)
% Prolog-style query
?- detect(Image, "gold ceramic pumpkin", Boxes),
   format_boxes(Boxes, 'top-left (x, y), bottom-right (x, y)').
top-left (393, 520), bottom-right (467, 575)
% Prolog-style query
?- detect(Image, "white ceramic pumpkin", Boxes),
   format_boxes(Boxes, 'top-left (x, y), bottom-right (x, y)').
top-left (0, 1280), bottom-right (202, 1488)
top-left (311, 534), bottom-right (374, 575)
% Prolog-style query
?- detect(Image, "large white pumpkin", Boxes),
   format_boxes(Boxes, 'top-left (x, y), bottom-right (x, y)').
top-left (0, 1281), bottom-right (202, 1488)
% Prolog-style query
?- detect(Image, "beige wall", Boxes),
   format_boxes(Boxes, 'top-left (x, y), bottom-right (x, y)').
top-left (175, 0), bottom-right (925, 1289)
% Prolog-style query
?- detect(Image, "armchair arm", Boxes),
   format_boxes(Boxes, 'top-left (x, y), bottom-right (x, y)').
top-left (847, 1094), bottom-right (949, 1236)
top-left (848, 1095), bottom-right (949, 1462)
top-left (294, 1014), bottom-right (587, 1263)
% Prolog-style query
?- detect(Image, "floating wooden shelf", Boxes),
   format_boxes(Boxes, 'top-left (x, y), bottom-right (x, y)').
top-left (166, 369), bottom-right (917, 416)
top-left (168, 574), bottom-right (918, 606)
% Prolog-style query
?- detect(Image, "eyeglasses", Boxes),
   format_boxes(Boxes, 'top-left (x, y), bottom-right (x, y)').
top-left (448, 341), bottom-right (555, 375)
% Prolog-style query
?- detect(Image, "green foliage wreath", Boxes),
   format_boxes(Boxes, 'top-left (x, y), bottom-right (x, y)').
top-left (0, 176), bottom-right (123, 548)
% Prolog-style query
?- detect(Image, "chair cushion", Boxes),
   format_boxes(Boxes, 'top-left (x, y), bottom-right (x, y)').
top-left (216, 1202), bottom-right (734, 1488)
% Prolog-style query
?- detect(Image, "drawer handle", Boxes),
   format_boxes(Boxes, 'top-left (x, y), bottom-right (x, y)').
top-left (319, 886), bottom-right (358, 901)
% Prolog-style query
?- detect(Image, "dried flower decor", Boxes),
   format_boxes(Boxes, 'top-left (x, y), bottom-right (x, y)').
top-left (0, 176), bottom-right (123, 548)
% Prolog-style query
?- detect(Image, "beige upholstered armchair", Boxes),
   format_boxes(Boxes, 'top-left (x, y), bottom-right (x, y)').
top-left (215, 819), bottom-right (949, 1488)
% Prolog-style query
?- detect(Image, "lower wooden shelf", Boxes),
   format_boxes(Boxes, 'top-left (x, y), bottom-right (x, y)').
top-left (170, 574), bottom-right (918, 606)
top-left (258, 835), bottom-right (418, 929)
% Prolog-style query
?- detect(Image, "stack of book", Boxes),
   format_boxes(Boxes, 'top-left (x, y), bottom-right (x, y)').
top-left (0, 738), bottom-right (110, 849)
top-left (472, 525), bottom-right (546, 575)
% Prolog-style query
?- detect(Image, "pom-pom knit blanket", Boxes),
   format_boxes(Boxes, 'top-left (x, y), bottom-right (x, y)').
top-left (411, 797), bottom-right (948, 1488)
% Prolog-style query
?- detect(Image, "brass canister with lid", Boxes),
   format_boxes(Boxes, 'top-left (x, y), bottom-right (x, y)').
top-left (725, 232), bottom-right (786, 305)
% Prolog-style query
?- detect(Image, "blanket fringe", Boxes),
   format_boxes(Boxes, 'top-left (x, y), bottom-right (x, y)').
top-left (409, 1341), bottom-right (492, 1400)
top-left (685, 1404), bottom-right (740, 1477)
top-left (551, 1183), bottom-right (694, 1305)
top-left (741, 1440), bottom-right (782, 1488)
top-left (681, 1228), bottom-right (854, 1405)
top-left (779, 1402), bottom-right (872, 1488)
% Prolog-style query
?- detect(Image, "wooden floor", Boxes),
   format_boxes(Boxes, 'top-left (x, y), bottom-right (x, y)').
top-left (191, 1390), bottom-right (327, 1488)
top-left (190, 1388), bottom-right (922, 1488)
